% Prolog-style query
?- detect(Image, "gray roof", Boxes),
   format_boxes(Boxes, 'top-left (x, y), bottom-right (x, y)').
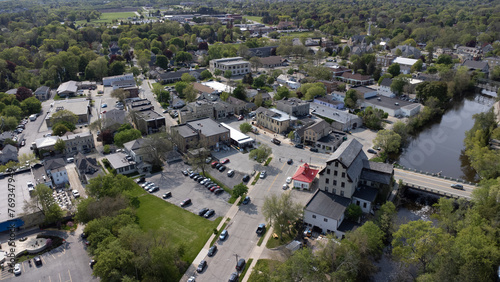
top-left (306, 119), bottom-right (330, 134)
top-left (305, 190), bottom-right (351, 221)
top-left (138, 109), bottom-right (164, 121)
top-left (107, 152), bottom-right (134, 169)
top-left (310, 104), bottom-right (359, 124)
top-left (173, 124), bottom-right (198, 138)
top-left (124, 138), bottom-right (147, 152)
top-left (317, 133), bottom-right (345, 144)
top-left (327, 139), bottom-right (367, 181)
top-left (276, 97), bottom-right (308, 107)
top-left (352, 185), bottom-right (379, 202)
top-left (353, 86), bottom-right (376, 94)
top-left (74, 152), bottom-right (100, 174)
top-left (49, 98), bottom-right (89, 116)
top-left (380, 77), bottom-right (392, 87)
top-left (360, 169), bottom-right (392, 185)
top-left (111, 79), bottom-right (135, 87)
top-left (35, 86), bottom-right (50, 94)
top-left (158, 69), bottom-right (204, 81)
top-left (186, 118), bottom-right (229, 137)
top-left (44, 158), bottom-right (66, 170)
top-left (462, 60), bottom-right (488, 70)
top-left (362, 159), bottom-right (394, 174)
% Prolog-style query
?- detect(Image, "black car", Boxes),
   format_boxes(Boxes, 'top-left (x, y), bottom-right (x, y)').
top-left (215, 163), bottom-right (223, 169)
top-left (162, 192), bottom-right (172, 199)
top-left (204, 209), bottom-right (215, 218)
top-left (228, 272), bottom-right (239, 282)
top-left (34, 256), bottom-right (42, 266)
top-left (81, 232), bottom-right (88, 239)
top-left (180, 199), bottom-right (191, 207)
top-left (295, 144), bottom-right (304, 149)
top-left (310, 148), bottom-right (319, 152)
top-left (208, 245), bottom-right (217, 257)
top-left (214, 188), bottom-right (224, 195)
top-left (242, 175), bottom-right (250, 182)
top-left (198, 208), bottom-right (209, 216)
top-left (197, 177), bottom-right (206, 183)
top-left (242, 196), bottom-right (250, 205)
top-left (367, 149), bottom-right (377, 154)
top-left (204, 181), bottom-right (213, 187)
top-left (135, 177), bottom-right (146, 184)
top-left (236, 258), bottom-right (246, 271)
top-left (89, 259), bottom-right (97, 268)
top-left (218, 165), bottom-right (226, 172)
top-left (287, 159), bottom-right (293, 165)
top-left (197, 260), bottom-right (207, 273)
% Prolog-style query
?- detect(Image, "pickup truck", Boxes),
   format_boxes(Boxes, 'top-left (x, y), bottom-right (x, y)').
top-left (272, 138), bottom-right (281, 145)
top-left (256, 224), bottom-right (266, 235)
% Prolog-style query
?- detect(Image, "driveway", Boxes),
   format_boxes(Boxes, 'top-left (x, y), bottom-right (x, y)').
top-left (66, 164), bottom-right (87, 199)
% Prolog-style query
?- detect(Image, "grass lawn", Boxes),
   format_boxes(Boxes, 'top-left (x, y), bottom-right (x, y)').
top-left (129, 186), bottom-right (222, 264)
top-left (75, 12), bottom-right (136, 25)
top-left (239, 258), bottom-right (253, 281)
top-left (244, 16), bottom-right (263, 23)
top-left (248, 259), bottom-right (279, 282)
top-left (280, 31), bottom-right (315, 37)
top-left (265, 231), bottom-right (295, 249)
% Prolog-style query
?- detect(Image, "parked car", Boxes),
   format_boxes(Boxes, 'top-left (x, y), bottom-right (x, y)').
top-left (210, 186), bottom-right (220, 192)
top-left (451, 183), bottom-right (464, 189)
top-left (89, 259), bottom-right (97, 268)
top-left (205, 157), bottom-right (212, 163)
top-left (162, 192), bottom-right (172, 199)
top-left (211, 161), bottom-right (219, 168)
top-left (182, 170), bottom-right (188, 176)
top-left (148, 186), bottom-right (159, 193)
top-left (286, 177), bottom-right (292, 184)
top-left (141, 182), bottom-right (152, 188)
top-left (221, 158), bottom-right (230, 164)
top-left (207, 245), bottom-right (217, 257)
top-left (101, 103), bottom-right (107, 108)
top-left (187, 276), bottom-right (196, 282)
top-left (214, 188), bottom-right (224, 195)
top-left (287, 159), bottom-right (293, 165)
top-left (204, 209), bottom-right (215, 218)
top-left (256, 224), bottom-right (266, 235)
top-left (135, 177), bottom-right (146, 183)
top-left (229, 272), bottom-right (239, 282)
top-left (72, 190), bottom-right (80, 198)
top-left (198, 208), bottom-right (209, 216)
top-left (260, 171), bottom-right (266, 179)
top-left (236, 258), bottom-right (246, 271)
top-left (227, 170), bottom-right (235, 177)
top-left (34, 256), bottom-right (42, 266)
top-left (310, 147), bottom-right (319, 152)
top-left (242, 175), bottom-right (250, 182)
top-left (215, 163), bottom-right (223, 169)
top-left (197, 260), bottom-right (207, 273)
top-left (204, 181), bottom-right (214, 187)
top-left (294, 144), bottom-right (304, 149)
top-left (219, 229), bottom-right (228, 240)
top-left (180, 198), bottom-right (191, 207)
top-left (367, 149), bottom-right (377, 154)
top-left (237, 115), bottom-right (244, 120)
top-left (218, 165), bottom-right (226, 172)
top-left (271, 138), bottom-right (281, 145)
top-left (14, 263), bottom-right (21, 275)
top-left (242, 196), bottom-right (250, 205)
top-left (282, 184), bottom-right (288, 190)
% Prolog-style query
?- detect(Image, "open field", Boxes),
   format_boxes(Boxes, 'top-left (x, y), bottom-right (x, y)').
top-left (244, 16), bottom-right (263, 23)
top-left (76, 12), bottom-right (136, 24)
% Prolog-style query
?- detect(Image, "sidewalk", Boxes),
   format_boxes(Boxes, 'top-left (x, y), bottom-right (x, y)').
top-left (241, 226), bottom-right (274, 282)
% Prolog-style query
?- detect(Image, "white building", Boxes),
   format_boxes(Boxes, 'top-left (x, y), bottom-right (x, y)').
top-left (378, 78), bottom-right (396, 97)
top-left (277, 74), bottom-right (301, 89)
top-left (363, 96), bottom-right (421, 117)
top-left (103, 73), bottom-right (134, 87)
top-left (50, 167), bottom-right (69, 187)
top-left (392, 57), bottom-right (420, 74)
top-left (209, 57), bottom-right (250, 76)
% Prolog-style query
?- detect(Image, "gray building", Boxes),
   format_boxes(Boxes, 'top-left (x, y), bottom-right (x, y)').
top-left (276, 98), bottom-right (310, 117)
top-left (310, 103), bottom-right (363, 131)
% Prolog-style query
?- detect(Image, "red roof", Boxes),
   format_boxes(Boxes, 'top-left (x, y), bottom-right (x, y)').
top-left (292, 163), bottom-right (319, 183)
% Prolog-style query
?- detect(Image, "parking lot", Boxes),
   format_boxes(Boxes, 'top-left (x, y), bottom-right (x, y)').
top-left (0, 171), bottom-right (35, 224)
top-left (143, 162), bottom-right (232, 220)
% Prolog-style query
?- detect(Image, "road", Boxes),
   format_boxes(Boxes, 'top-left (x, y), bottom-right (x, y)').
top-left (394, 168), bottom-right (474, 199)
top-left (18, 97), bottom-right (54, 156)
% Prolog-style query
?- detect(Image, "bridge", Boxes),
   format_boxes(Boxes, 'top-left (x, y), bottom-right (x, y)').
top-left (476, 78), bottom-right (500, 97)
top-left (394, 168), bottom-right (476, 200)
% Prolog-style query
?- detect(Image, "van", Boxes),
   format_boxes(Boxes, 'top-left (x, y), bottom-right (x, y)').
top-left (29, 114), bottom-right (37, 121)
top-left (66, 157), bottom-right (74, 163)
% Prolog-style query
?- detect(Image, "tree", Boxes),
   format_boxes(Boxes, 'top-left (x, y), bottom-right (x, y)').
top-left (114, 129), bottom-right (142, 147)
top-left (138, 132), bottom-right (173, 166)
top-left (390, 75), bottom-right (409, 96)
top-left (262, 192), bottom-right (303, 239)
top-left (254, 93), bottom-right (263, 107)
top-left (305, 85), bottom-right (326, 100)
top-left (2, 105), bottom-right (22, 121)
top-left (52, 123), bottom-right (70, 136)
top-left (252, 75), bottom-right (267, 88)
top-left (174, 81), bottom-right (189, 98)
top-left (387, 63), bottom-right (401, 77)
top-left (358, 106), bottom-right (388, 130)
top-left (50, 109), bottom-right (78, 127)
top-left (200, 70), bottom-right (212, 80)
top-left (233, 183), bottom-right (249, 198)
top-left (232, 85), bottom-right (247, 100)
top-left (392, 220), bottom-right (450, 273)
top-left (346, 204), bottom-right (363, 221)
top-left (181, 73), bottom-right (196, 82)
top-left (156, 55), bottom-right (169, 69)
top-left (274, 86), bottom-right (291, 100)
top-left (110, 89), bottom-right (130, 106)
top-left (249, 56), bottom-right (262, 72)
top-left (15, 86), bottom-right (33, 101)
top-left (20, 96), bottom-right (42, 115)
top-left (213, 69), bottom-right (222, 77)
top-left (224, 70), bottom-right (232, 79)
top-left (344, 89), bottom-right (360, 110)
top-left (375, 201), bottom-right (397, 243)
top-left (175, 51), bottom-right (192, 64)
top-left (411, 59), bottom-right (423, 73)
top-left (183, 84), bottom-right (197, 102)
top-left (54, 138), bottom-right (66, 153)
top-left (373, 129), bottom-right (401, 154)
top-left (249, 144), bottom-right (272, 163)
top-left (23, 184), bottom-right (64, 224)
top-left (240, 122), bottom-right (252, 133)
top-left (436, 54), bottom-right (453, 65)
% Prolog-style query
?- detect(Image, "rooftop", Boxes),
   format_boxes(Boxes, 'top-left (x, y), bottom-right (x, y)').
top-left (310, 104), bottom-right (359, 124)
top-left (392, 57), bottom-right (418, 66)
top-left (352, 185), bottom-right (379, 202)
top-left (305, 189), bottom-right (351, 221)
top-left (186, 118), bottom-right (229, 137)
top-left (292, 163), bottom-right (319, 183)
top-left (107, 152), bottom-right (135, 169)
top-left (138, 109), bottom-right (164, 121)
top-left (201, 81), bottom-right (234, 93)
top-left (47, 98), bottom-right (89, 117)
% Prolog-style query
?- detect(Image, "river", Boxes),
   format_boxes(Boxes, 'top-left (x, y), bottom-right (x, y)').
top-left (397, 94), bottom-right (494, 182)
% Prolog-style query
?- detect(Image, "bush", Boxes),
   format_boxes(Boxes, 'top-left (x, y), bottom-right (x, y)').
top-left (264, 157), bottom-right (273, 166)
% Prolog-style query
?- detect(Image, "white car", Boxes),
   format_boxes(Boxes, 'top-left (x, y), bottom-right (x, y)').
top-left (27, 181), bottom-right (34, 192)
top-left (72, 190), bottom-right (80, 198)
top-left (286, 177), bottom-right (292, 184)
top-left (13, 263), bottom-right (21, 275)
top-left (282, 184), bottom-right (288, 190)
top-left (260, 171), bottom-right (266, 179)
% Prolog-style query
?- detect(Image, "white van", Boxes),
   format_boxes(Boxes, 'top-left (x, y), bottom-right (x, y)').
top-left (66, 157), bottom-right (74, 163)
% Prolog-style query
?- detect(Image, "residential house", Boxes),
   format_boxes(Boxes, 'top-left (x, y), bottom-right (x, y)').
top-left (34, 86), bottom-right (51, 101)
top-left (156, 69), bottom-right (205, 84)
top-left (226, 96), bottom-right (250, 115)
top-left (376, 54), bottom-right (396, 68)
top-left (213, 101), bottom-right (234, 119)
top-left (0, 132), bottom-right (16, 147)
top-left (276, 74), bottom-right (301, 89)
top-left (347, 35), bottom-right (367, 47)
top-left (123, 138), bottom-right (152, 173)
top-left (350, 45), bottom-right (373, 56)
top-left (0, 144), bottom-right (18, 164)
top-left (74, 152), bottom-right (101, 183)
top-left (255, 107), bottom-right (295, 134)
top-left (313, 95), bottom-right (344, 109)
top-left (315, 132), bottom-right (347, 153)
top-left (45, 98), bottom-right (91, 127)
top-left (302, 120), bottom-right (331, 145)
top-left (310, 103), bottom-right (362, 131)
top-left (61, 131), bottom-right (95, 156)
top-left (391, 45), bottom-right (421, 58)
top-left (171, 117), bottom-right (230, 152)
top-left (32, 163), bottom-right (52, 188)
top-left (136, 109), bottom-right (166, 135)
top-left (338, 72), bottom-right (374, 86)
top-left (276, 98), bottom-right (310, 117)
top-left (462, 60), bottom-right (489, 75)
top-left (378, 78), bottom-right (395, 97)
top-left (292, 163), bottom-right (319, 190)
top-left (108, 42), bottom-right (121, 56)
top-left (247, 46), bottom-right (277, 57)
top-left (45, 158), bottom-right (68, 188)
top-left (56, 81), bottom-right (78, 97)
top-left (103, 73), bottom-right (134, 87)
top-left (258, 56), bottom-right (283, 68)
top-left (209, 57), bottom-right (250, 76)
top-left (107, 152), bottom-right (137, 175)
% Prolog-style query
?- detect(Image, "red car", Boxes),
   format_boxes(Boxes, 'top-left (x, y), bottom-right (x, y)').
top-left (210, 186), bottom-right (220, 192)
top-left (237, 115), bottom-right (244, 120)
top-left (221, 158), bottom-right (230, 164)
top-left (211, 161), bottom-right (219, 168)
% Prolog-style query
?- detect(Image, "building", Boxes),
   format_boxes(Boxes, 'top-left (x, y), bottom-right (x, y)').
top-left (111, 79), bottom-right (136, 90)
top-left (103, 73), bottom-right (134, 87)
top-left (34, 86), bottom-right (51, 100)
top-left (462, 60), bottom-right (489, 74)
top-left (391, 45), bottom-right (421, 58)
top-left (391, 57), bottom-right (420, 74)
top-left (226, 96), bottom-right (252, 115)
top-left (338, 72), bottom-right (374, 86)
top-left (220, 123), bottom-right (255, 148)
top-left (179, 100), bottom-right (215, 124)
top-left (74, 152), bottom-right (101, 183)
top-left (302, 120), bottom-right (331, 144)
top-left (0, 144), bottom-right (18, 164)
top-left (313, 95), bottom-right (344, 109)
top-left (258, 56), bottom-right (284, 68)
top-left (156, 69), bottom-right (205, 84)
top-left (45, 158), bottom-right (68, 188)
top-left (56, 81), bottom-right (78, 97)
top-left (106, 152), bottom-right (137, 175)
top-left (209, 57), bottom-right (250, 76)
top-left (171, 118), bottom-right (230, 152)
top-left (292, 163), bottom-right (319, 190)
top-left (304, 190), bottom-right (351, 237)
top-left (255, 107), bottom-right (295, 134)
top-left (352, 86), bottom-right (377, 99)
top-left (275, 98), bottom-right (310, 117)
top-left (45, 98), bottom-right (91, 127)
top-left (276, 74), bottom-right (301, 89)
top-left (103, 109), bottom-right (127, 129)
top-left (60, 131), bottom-right (95, 156)
top-left (363, 96), bottom-right (421, 117)
top-left (193, 82), bottom-right (218, 95)
top-left (136, 110), bottom-right (166, 135)
top-left (484, 57), bottom-right (500, 69)
top-left (248, 46), bottom-right (277, 57)
top-left (315, 132), bottom-right (347, 153)
top-left (310, 103), bottom-right (362, 131)
top-left (376, 54), bottom-right (396, 68)
top-left (123, 138), bottom-right (152, 173)
top-left (378, 78), bottom-right (395, 97)
top-left (319, 80), bottom-right (341, 93)
top-left (32, 163), bottom-right (53, 188)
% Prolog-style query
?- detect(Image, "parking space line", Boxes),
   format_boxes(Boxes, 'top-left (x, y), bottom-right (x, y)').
top-left (49, 275), bottom-right (52, 282)
top-left (59, 272), bottom-right (62, 282)
top-left (68, 269), bottom-right (72, 282)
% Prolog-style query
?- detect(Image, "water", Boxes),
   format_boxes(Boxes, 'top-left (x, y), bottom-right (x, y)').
top-left (398, 94), bottom-right (494, 182)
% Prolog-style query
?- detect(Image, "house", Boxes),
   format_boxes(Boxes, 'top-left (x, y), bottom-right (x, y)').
top-left (350, 45), bottom-right (373, 56)
top-left (0, 132), bottom-right (15, 147)
top-left (136, 110), bottom-right (166, 135)
top-left (111, 79), bottom-right (136, 90)
top-left (156, 69), bottom-right (205, 84)
top-left (391, 45), bottom-right (421, 58)
top-left (103, 109), bottom-right (127, 129)
top-left (462, 60), bottom-right (489, 74)
top-left (376, 54), bottom-right (396, 68)
top-left (347, 35), bottom-right (367, 47)
top-left (310, 103), bottom-right (362, 131)
top-left (45, 158), bottom-right (68, 188)
top-left (276, 74), bottom-right (301, 89)
top-left (301, 120), bottom-right (331, 145)
top-left (45, 98), bottom-right (91, 127)
top-left (193, 82), bottom-right (218, 96)
top-left (74, 152), bottom-right (101, 183)
top-left (60, 132), bottom-right (95, 156)
top-left (275, 98), bottom-right (310, 117)
top-left (248, 46), bottom-right (277, 57)
top-left (363, 95), bottom-right (421, 117)
top-left (32, 163), bottom-right (53, 188)
top-left (338, 72), bottom-right (374, 86)
top-left (56, 81), bottom-right (78, 97)
top-left (106, 152), bottom-right (137, 175)
top-left (378, 78), bottom-right (395, 97)
top-left (391, 57), bottom-right (420, 74)
top-left (122, 86), bottom-right (140, 98)
top-left (258, 56), bottom-right (283, 68)
top-left (255, 107), bottom-right (296, 134)
top-left (179, 100), bottom-right (215, 124)
top-left (315, 132), bottom-right (347, 153)
top-left (305, 139), bottom-right (393, 237)
top-left (319, 80), bottom-right (341, 93)
top-left (313, 95), bottom-right (344, 109)
top-left (0, 144), bottom-right (18, 164)
top-left (212, 101), bottom-right (234, 119)
top-left (209, 57), bottom-right (250, 76)
top-left (352, 86), bottom-right (378, 99)
top-left (171, 117), bottom-right (230, 152)
top-left (226, 96), bottom-right (249, 115)
top-left (292, 163), bottom-right (319, 190)
top-left (103, 73), bottom-right (134, 87)
top-left (34, 86), bottom-right (51, 101)
top-left (483, 57), bottom-right (500, 69)
top-left (123, 138), bottom-right (152, 173)
top-left (108, 42), bottom-right (121, 56)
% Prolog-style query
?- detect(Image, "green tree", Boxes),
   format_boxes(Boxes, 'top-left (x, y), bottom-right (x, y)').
top-left (156, 55), bottom-right (169, 69)
top-left (183, 84), bottom-right (197, 102)
top-left (181, 73), bottom-right (196, 82)
top-left (20, 96), bottom-right (42, 115)
top-left (213, 69), bottom-right (222, 77)
top-left (262, 192), bottom-right (303, 239)
top-left (346, 204), bottom-right (363, 221)
top-left (232, 85), bottom-right (247, 100)
top-left (249, 144), bottom-right (272, 163)
top-left (111, 89), bottom-right (130, 106)
top-left (2, 105), bottom-right (22, 121)
top-left (373, 129), bottom-right (401, 154)
top-left (358, 106), bottom-right (387, 130)
top-left (390, 75), bottom-right (409, 96)
top-left (174, 81), bottom-right (189, 98)
top-left (233, 183), bottom-right (249, 198)
top-left (52, 123), bottom-right (70, 136)
top-left (239, 122), bottom-right (252, 133)
top-left (54, 138), bottom-right (66, 153)
top-left (274, 86), bottom-right (291, 100)
top-left (436, 54), bottom-right (453, 65)
top-left (411, 59), bottom-right (423, 73)
top-left (249, 56), bottom-right (262, 72)
top-left (344, 89), bottom-right (359, 110)
top-left (23, 184), bottom-right (64, 224)
top-left (103, 145), bottom-right (111, 154)
top-left (114, 129), bottom-right (142, 147)
top-left (175, 51), bottom-right (192, 64)
top-left (224, 70), bottom-right (232, 79)
top-left (375, 201), bottom-right (397, 243)
top-left (200, 70), bottom-right (212, 80)
top-left (387, 63), bottom-right (401, 77)
top-left (138, 132), bottom-right (174, 166)
top-left (51, 109), bottom-right (78, 127)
